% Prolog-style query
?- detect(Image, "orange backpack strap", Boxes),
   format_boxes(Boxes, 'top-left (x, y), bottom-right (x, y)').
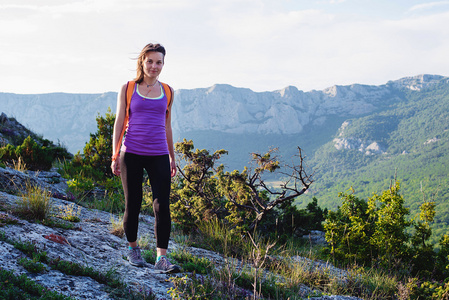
top-left (160, 82), bottom-right (173, 115)
top-left (112, 81), bottom-right (136, 162)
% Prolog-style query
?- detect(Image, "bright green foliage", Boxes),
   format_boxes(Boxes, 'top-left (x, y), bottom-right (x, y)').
top-left (0, 136), bottom-right (70, 170)
top-left (369, 183), bottom-right (411, 267)
top-left (216, 166), bottom-right (259, 232)
top-left (412, 279), bottom-right (449, 300)
top-left (171, 139), bottom-right (228, 231)
top-left (172, 140), bottom-right (319, 238)
top-left (82, 109), bottom-right (115, 178)
top-left (58, 109), bottom-right (145, 214)
top-left (436, 234), bottom-right (449, 279)
top-left (65, 108), bottom-right (115, 181)
top-left (169, 249), bottom-right (212, 274)
top-left (324, 190), bottom-right (374, 264)
top-left (324, 182), bottom-right (447, 277)
top-left (410, 201), bottom-right (437, 277)
top-left (18, 257), bottom-right (47, 273)
top-left (16, 184), bottom-right (53, 221)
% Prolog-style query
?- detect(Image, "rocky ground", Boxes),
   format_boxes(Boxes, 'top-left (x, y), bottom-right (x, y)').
top-left (0, 166), bottom-right (361, 300)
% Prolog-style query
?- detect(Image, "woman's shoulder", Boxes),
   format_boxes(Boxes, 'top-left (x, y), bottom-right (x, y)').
top-left (160, 81), bottom-right (174, 92)
top-left (120, 80), bottom-right (138, 92)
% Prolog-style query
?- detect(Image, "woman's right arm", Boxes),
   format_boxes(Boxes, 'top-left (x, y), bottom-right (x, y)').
top-left (111, 83), bottom-right (128, 176)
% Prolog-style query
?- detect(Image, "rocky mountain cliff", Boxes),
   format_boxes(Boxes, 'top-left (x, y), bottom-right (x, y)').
top-left (1, 74), bottom-right (445, 158)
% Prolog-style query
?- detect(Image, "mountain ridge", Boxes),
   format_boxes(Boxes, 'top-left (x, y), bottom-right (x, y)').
top-left (1, 74), bottom-right (444, 155)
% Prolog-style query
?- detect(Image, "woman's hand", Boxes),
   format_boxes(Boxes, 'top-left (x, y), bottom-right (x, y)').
top-left (170, 159), bottom-right (177, 177)
top-left (111, 157), bottom-right (121, 176)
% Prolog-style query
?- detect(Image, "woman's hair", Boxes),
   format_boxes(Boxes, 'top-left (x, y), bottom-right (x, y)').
top-left (134, 43), bottom-right (166, 83)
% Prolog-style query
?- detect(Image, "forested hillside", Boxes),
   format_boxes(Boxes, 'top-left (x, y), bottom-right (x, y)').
top-left (302, 80), bottom-right (449, 243)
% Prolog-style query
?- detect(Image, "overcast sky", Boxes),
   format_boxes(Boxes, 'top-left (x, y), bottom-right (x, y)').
top-left (1, 0), bottom-right (449, 94)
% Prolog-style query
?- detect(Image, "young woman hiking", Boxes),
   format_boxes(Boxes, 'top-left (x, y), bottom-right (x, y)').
top-left (111, 43), bottom-right (180, 273)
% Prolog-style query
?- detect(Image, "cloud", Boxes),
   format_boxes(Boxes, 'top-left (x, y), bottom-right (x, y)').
top-left (1, 0), bottom-right (449, 94)
top-left (408, 1), bottom-right (449, 12)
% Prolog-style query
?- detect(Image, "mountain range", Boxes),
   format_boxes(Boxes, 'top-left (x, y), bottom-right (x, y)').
top-left (1, 74), bottom-right (448, 242)
top-left (2, 74), bottom-right (441, 156)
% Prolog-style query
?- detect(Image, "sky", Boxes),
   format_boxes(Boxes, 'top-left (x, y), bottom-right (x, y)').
top-left (1, 0), bottom-right (449, 94)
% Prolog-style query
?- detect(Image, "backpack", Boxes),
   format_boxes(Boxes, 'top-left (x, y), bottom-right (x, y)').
top-left (112, 80), bottom-right (173, 161)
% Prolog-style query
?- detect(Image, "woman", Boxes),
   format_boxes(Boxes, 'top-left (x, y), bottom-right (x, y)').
top-left (111, 43), bottom-right (180, 273)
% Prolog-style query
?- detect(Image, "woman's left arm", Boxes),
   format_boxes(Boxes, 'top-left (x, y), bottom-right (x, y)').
top-left (166, 88), bottom-right (176, 177)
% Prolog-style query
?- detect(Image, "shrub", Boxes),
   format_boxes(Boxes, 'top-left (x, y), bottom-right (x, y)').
top-left (62, 109), bottom-right (115, 182)
top-left (0, 136), bottom-right (71, 171)
top-left (18, 257), bottom-right (47, 273)
top-left (323, 182), bottom-right (449, 280)
top-left (171, 140), bottom-right (315, 240)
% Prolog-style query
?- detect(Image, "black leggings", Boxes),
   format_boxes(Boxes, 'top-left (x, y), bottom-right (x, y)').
top-left (120, 152), bottom-right (171, 249)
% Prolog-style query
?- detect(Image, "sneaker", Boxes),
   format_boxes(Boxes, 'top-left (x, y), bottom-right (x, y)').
top-left (154, 256), bottom-right (181, 274)
top-left (127, 247), bottom-right (145, 267)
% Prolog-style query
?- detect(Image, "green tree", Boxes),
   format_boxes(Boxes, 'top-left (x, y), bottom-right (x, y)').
top-left (323, 182), bottom-right (449, 277)
top-left (411, 201), bottom-right (437, 277)
top-left (436, 234), bottom-right (449, 279)
top-left (82, 108), bottom-right (115, 179)
top-left (369, 182), bottom-right (411, 268)
top-left (172, 140), bottom-right (315, 236)
top-left (170, 139), bottom-right (228, 231)
top-left (66, 108), bottom-right (115, 181)
top-left (324, 190), bottom-right (374, 264)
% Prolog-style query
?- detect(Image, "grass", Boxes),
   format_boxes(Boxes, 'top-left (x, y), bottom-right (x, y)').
top-left (166, 221), bottom-right (330, 299)
top-left (169, 248), bottom-right (212, 274)
top-left (40, 217), bottom-right (77, 230)
top-left (109, 214), bottom-right (124, 238)
top-left (55, 202), bottom-right (81, 222)
top-left (15, 183), bottom-right (52, 220)
top-left (12, 157), bottom-right (27, 172)
top-left (0, 267), bottom-right (74, 300)
top-left (0, 231), bottom-right (156, 299)
top-left (193, 218), bottom-right (250, 257)
top-left (6, 180), bottom-right (81, 230)
top-left (18, 257), bottom-right (47, 273)
top-left (0, 212), bottom-right (20, 226)
top-left (168, 273), bottom-right (253, 300)
top-left (138, 233), bottom-right (156, 250)
top-left (142, 248), bottom-right (157, 265)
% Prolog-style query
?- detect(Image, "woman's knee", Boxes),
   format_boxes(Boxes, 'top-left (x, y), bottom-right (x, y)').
top-left (153, 197), bottom-right (170, 214)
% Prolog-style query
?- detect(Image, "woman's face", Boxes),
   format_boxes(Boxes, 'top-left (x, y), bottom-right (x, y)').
top-left (143, 51), bottom-right (164, 79)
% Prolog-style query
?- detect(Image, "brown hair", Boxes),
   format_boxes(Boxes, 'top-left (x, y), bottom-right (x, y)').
top-left (134, 43), bottom-right (166, 83)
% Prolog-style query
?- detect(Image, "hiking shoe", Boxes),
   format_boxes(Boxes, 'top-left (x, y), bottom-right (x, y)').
top-left (127, 247), bottom-right (145, 267)
top-left (154, 256), bottom-right (181, 274)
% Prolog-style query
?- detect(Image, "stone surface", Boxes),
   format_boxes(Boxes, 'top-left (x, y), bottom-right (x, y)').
top-left (0, 166), bottom-right (69, 198)
top-left (0, 168), bottom-right (362, 300)
top-left (0, 190), bottom-right (174, 299)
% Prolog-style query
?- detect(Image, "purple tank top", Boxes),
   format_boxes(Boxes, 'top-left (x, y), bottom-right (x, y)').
top-left (121, 84), bottom-right (169, 156)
